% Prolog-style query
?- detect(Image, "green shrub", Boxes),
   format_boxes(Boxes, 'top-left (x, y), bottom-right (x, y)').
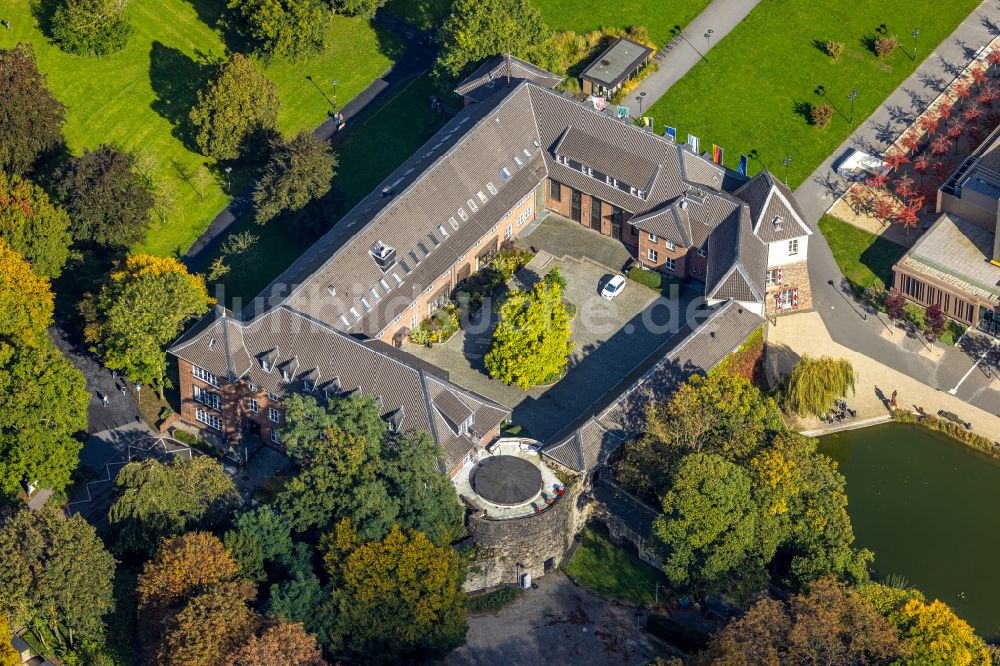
top-left (51, 0), bottom-right (133, 57)
top-left (903, 302), bottom-right (925, 330)
top-left (891, 409), bottom-right (996, 456)
top-left (466, 586), bottom-right (522, 613)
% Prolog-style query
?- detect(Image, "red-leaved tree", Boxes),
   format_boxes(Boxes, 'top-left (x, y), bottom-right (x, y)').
top-left (913, 154), bottom-right (931, 183)
top-left (931, 135), bottom-right (952, 156)
top-left (925, 303), bottom-right (946, 341)
top-left (964, 104), bottom-right (984, 125)
top-left (894, 174), bottom-right (915, 199)
top-left (953, 80), bottom-right (973, 107)
top-left (885, 289), bottom-right (907, 320)
top-left (901, 132), bottom-right (920, 156)
top-left (989, 49), bottom-right (1000, 77)
top-left (978, 84), bottom-right (998, 109)
top-left (894, 198), bottom-right (921, 235)
top-left (885, 152), bottom-right (910, 172)
top-left (871, 197), bottom-right (897, 225)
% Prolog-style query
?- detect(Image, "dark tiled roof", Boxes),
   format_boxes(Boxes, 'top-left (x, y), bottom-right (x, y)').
top-left (705, 207), bottom-right (767, 303)
top-left (454, 54), bottom-right (563, 103)
top-left (543, 418), bottom-right (625, 473)
top-left (734, 170), bottom-right (812, 243)
top-left (168, 306), bottom-right (510, 471)
top-left (554, 126), bottom-right (659, 193)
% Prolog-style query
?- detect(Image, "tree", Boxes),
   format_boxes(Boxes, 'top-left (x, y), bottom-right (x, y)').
top-left (108, 457), bottom-right (240, 556)
top-left (225, 619), bottom-right (327, 666)
top-left (0, 171), bottom-right (72, 279)
top-left (253, 131), bottom-right (336, 224)
top-left (485, 277), bottom-right (573, 388)
top-left (435, 0), bottom-right (556, 79)
top-left (0, 244), bottom-right (88, 501)
top-left (55, 145), bottom-right (155, 250)
top-left (223, 506), bottom-right (294, 583)
top-left (783, 355), bottom-right (856, 417)
top-left (695, 577), bottom-right (902, 665)
top-left (885, 288), bottom-right (907, 321)
top-left (861, 584), bottom-right (990, 665)
top-left (88, 254), bottom-right (212, 395)
top-left (0, 508), bottom-right (115, 651)
top-left (653, 453), bottom-right (764, 597)
top-left (51, 0), bottom-right (133, 56)
top-left (189, 54), bottom-right (280, 161)
top-left (925, 303), bottom-right (946, 341)
top-left (226, 0), bottom-right (329, 61)
top-left (0, 45), bottom-right (65, 174)
top-left (382, 430), bottom-right (464, 547)
top-left (0, 615), bottom-right (18, 666)
top-left (323, 522), bottom-right (466, 662)
top-left (268, 569), bottom-right (335, 647)
top-left (158, 580), bottom-right (256, 666)
top-left (137, 532), bottom-right (243, 614)
top-left (333, 0), bottom-right (386, 19)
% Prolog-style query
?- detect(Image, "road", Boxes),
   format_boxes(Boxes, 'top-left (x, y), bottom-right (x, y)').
top-left (794, 0), bottom-right (1000, 416)
top-left (624, 0), bottom-right (763, 117)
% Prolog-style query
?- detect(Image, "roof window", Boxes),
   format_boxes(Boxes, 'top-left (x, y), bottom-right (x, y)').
top-left (458, 208), bottom-right (468, 221)
top-left (513, 155), bottom-right (524, 168)
top-left (437, 224), bottom-right (449, 238)
top-left (349, 307), bottom-right (361, 319)
top-left (449, 216), bottom-right (459, 230)
top-left (326, 285), bottom-right (336, 297)
top-left (339, 315), bottom-right (351, 327)
top-left (379, 278), bottom-right (391, 291)
top-left (409, 250), bottom-right (421, 265)
top-left (208, 338), bottom-right (217, 349)
top-left (360, 296), bottom-right (371, 311)
top-left (523, 148), bottom-right (532, 158)
top-left (499, 166), bottom-right (512, 181)
top-left (370, 287), bottom-right (381, 302)
top-left (417, 241), bottom-right (430, 256)
top-left (392, 272), bottom-right (403, 284)
top-left (467, 199), bottom-right (478, 213)
top-left (429, 233), bottom-right (440, 247)
top-left (477, 191), bottom-right (488, 204)
top-left (773, 216), bottom-right (784, 231)
top-left (486, 182), bottom-right (498, 195)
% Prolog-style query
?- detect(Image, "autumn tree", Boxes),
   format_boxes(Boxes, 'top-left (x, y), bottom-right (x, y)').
top-left (226, 0), bottom-right (329, 61)
top-left (861, 583), bottom-right (990, 665)
top-left (189, 54), bottom-right (280, 161)
top-left (51, 0), bottom-right (133, 56)
top-left (925, 303), bottom-right (947, 341)
top-left (0, 615), bottom-right (17, 666)
top-left (158, 580), bottom-right (257, 666)
top-left (885, 288), bottom-right (908, 320)
top-left (138, 532), bottom-right (243, 613)
top-left (485, 277), bottom-right (573, 388)
top-left (108, 456), bottom-right (240, 556)
top-left (435, 0), bottom-right (556, 79)
top-left (323, 522), bottom-right (467, 662)
top-left (0, 171), bottom-right (72, 279)
top-left (0, 240), bottom-right (88, 500)
top-left (55, 144), bottom-right (155, 251)
top-left (253, 131), bottom-right (336, 224)
top-left (695, 577), bottom-right (902, 665)
top-left (224, 619), bottom-right (327, 666)
top-left (88, 254), bottom-right (212, 395)
top-left (0, 508), bottom-right (116, 652)
top-left (782, 355), bottom-right (856, 417)
top-left (0, 45), bottom-right (66, 174)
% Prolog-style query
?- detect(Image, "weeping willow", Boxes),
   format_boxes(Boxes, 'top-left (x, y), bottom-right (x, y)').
top-left (784, 354), bottom-right (856, 417)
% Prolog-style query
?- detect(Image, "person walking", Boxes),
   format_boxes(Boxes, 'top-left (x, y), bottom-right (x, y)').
top-left (890, 390), bottom-right (898, 408)
top-left (101, 393), bottom-right (109, 407)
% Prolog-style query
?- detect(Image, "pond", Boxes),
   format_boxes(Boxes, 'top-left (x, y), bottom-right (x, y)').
top-left (820, 422), bottom-right (1000, 640)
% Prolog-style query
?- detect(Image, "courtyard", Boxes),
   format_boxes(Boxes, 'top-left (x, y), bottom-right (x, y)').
top-left (408, 215), bottom-right (700, 443)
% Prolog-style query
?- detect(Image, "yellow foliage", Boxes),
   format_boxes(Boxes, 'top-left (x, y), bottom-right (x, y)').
top-left (112, 254), bottom-right (213, 303)
top-left (896, 598), bottom-right (990, 666)
top-left (0, 615), bottom-right (18, 666)
top-left (0, 237), bottom-right (53, 345)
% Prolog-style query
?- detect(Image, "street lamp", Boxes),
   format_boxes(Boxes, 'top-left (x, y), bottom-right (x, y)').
top-left (848, 89), bottom-right (859, 124)
top-left (912, 28), bottom-right (921, 61)
top-left (704, 28), bottom-right (714, 50)
top-left (782, 155), bottom-right (792, 185)
top-left (635, 91), bottom-right (647, 115)
top-left (331, 79), bottom-right (338, 110)
top-left (224, 166), bottom-right (232, 193)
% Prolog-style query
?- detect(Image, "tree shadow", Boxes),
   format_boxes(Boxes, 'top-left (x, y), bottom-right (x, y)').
top-left (148, 41), bottom-right (218, 151)
top-left (901, 86), bottom-right (929, 110)
top-left (983, 14), bottom-right (1000, 37)
top-left (28, 0), bottom-right (59, 37)
top-left (954, 38), bottom-right (978, 62)
top-left (810, 38), bottom-right (830, 56)
top-left (372, 19), bottom-right (408, 63)
top-left (885, 103), bottom-right (914, 125)
top-left (793, 100), bottom-right (815, 125)
top-left (918, 71), bottom-right (947, 94)
top-left (179, 0), bottom-right (247, 53)
top-left (937, 54), bottom-right (964, 78)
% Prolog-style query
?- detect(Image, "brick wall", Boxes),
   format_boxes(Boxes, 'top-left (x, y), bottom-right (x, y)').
top-left (545, 178), bottom-right (638, 250)
top-left (765, 260), bottom-right (812, 316)
top-left (637, 231), bottom-right (687, 278)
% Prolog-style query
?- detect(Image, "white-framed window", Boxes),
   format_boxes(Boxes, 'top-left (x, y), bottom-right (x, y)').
top-left (648, 233), bottom-right (658, 242)
top-left (504, 225), bottom-right (512, 239)
top-left (467, 199), bottom-right (478, 213)
top-left (665, 258), bottom-right (676, 272)
top-left (788, 239), bottom-right (799, 255)
top-left (248, 383), bottom-right (258, 393)
top-left (192, 365), bottom-right (219, 387)
top-left (269, 407), bottom-right (281, 423)
top-left (647, 248), bottom-right (658, 263)
top-left (499, 166), bottom-right (512, 181)
top-left (697, 247), bottom-right (707, 257)
top-left (303, 380), bottom-right (314, 393)
top-left (267, 392), bottom-right (281, 402)
top-left (458, 208), bottom-right (468, 221)
top-left (486, 182), bottom-right (498, 195)
top-left (766, 268), bottom-right (781, 287)
top-left (776, 288), bottom-right (798, 310)
top-left (477, 191), bottom-right (488, 204)
top-left (270, 429), bottom-right (280, 444)
top-left (193, 386), bottom-right (221, 411)
top-left (195, 408), bottom-right (222, 430)
top-left (380, 278), bottom-right (391, 292)
top-left (666, 240), bottom-right (676, 251)
top-left (248, 398), bottom-right (259, 413)
top-left (261, 359), bottom-right (272, 372)
top-left (370, 287), bottom-right (381, 302)
top-left (437, 224), bottom-right (449, 238)
top-left (457, 253), bottom-right (466, 262)
top-left (489, 225), bottom-right (498, 234)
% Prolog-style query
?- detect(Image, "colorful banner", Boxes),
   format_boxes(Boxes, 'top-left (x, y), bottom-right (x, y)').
top-left (616, 106), bottom-right (629, 119)
top-left (664, 126), bottom-right (677, 140)
top-left (737, 153), bottom-right (748, 176)
top-left (712, 144), bottom-right (723, 165)
top-left (642, 116), bottom-right (653, 128)
top-left (687, 134), bottom-right (699, 153)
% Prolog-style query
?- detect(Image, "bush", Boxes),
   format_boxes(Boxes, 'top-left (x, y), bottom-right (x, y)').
top-left (408, 304), bottom-right (460, 344)
top-left (903, 302), bottom-right (925, 330)
top-left (811, 103), bottom-right (834, 127)
top-left (825, 40), bottom-right (845, 61)
top-left (891, 409), bottom-right (996, 456)
top-left (466, 586), bottom-right (522, 613)
top-left (874, 34), bottom-right (899, 58)
top-left (51, 0), bottom-right (133, 56)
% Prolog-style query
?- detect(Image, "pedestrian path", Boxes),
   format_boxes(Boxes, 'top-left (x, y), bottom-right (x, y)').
top-left (766, 312), bottom-right (1000, 439)
top-left (623, 0), bottom-right (762, 117)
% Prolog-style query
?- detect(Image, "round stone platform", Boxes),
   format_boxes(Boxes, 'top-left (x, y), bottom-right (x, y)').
top-left (471, 455), bottom-right (543, 507)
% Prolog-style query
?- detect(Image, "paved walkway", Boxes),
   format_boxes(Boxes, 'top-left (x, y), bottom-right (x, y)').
top-left (793, 0), bottom-right (1000, 417)
top-left (182, 14), bottom-right (437, 271)
top-left (623, 0), bottom-right (762, 117)
top-left (767, 312), bottom-right (1000, 439)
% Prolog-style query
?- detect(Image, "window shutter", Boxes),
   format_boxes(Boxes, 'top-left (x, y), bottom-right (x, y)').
top-left (777, 268), bottom-right (783, 286)
top-left (793, 288), bottom-right (799, 307)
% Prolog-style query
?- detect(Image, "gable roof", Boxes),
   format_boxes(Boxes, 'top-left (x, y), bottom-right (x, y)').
top-left (734, 170), bottom-right (812, 243)
top-left (705, 206), bottom-right (768, 303)
top-left (454, 54), bottom-right (564, 103)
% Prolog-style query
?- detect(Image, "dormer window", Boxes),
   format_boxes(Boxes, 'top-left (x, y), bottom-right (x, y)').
top-left (499, 166), bottom-right (512, 181)
top-left (303, 380), bottom-right (314, 393)
top-left (523, 148), bottom-right (532, 159)
top-left (513, 155), bottom-right (523, 168)
top-left (349, 307), bottom-right (361, 319)
top-left (449, 217), bottom-right (459, 230)
top-left (327, 285), bottom-right (336, 297)
top-left (773, 216), bottom-right (784, 231)
top-left (360, 296), bottom-right (372, 311)
top-left (392, 272), bottom-right (402, 285)
top-left (208, 338), bottom-right (217, 350)
top-left (370, 287), bottom-right (381, 302)
top-left (438, 224), bottom-right (449, 238)
top-left (282, 369), bottom-right (291, 382)
top-left (458, 208), bottom-right (468, 221)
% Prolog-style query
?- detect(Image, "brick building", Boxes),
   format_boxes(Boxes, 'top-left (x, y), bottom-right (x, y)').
top-left (168, 58), bottom-right (811, 468)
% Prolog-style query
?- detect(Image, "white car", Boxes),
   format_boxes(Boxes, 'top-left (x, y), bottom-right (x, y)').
top-left (601, 275), bottom-right (626, 300)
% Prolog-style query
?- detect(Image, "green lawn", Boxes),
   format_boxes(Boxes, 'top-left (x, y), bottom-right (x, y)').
top-left (2, 0), bottom-right (399, 258)
top-left (205, 73), bottom-right (450, 307)
top-left (645, 0), bottom-right (982, 186)
top-left (564, 528), bottom-right (665, 605)
top-left (385, 0), bottom-right (708, 45)
top-left (818, 215), bottom-right (906, 294)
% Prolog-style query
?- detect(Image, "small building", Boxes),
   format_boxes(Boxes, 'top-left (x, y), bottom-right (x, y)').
top-left (580, 37), bottom-right (654, 99)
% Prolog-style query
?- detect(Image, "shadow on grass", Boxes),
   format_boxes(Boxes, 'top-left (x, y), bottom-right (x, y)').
top-left (28, 0), bottom-right (59, 37)
top-left (149, 41), bottom-right (218, 151)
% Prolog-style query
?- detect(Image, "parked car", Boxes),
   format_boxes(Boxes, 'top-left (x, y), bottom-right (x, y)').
top-left (601, 275), bottom-right (627, 300)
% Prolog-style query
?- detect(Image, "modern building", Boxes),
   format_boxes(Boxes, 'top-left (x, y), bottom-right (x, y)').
top-left (893, 124), bottom-right (1000, 337)
top-left (168, 58), bottom-right (810, 471)
top-left (579, 37), bottom-right (654, 99)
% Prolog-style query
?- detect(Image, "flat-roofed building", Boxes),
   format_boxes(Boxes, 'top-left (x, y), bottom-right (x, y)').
top-left (579, 37), bottom-right (654, 99)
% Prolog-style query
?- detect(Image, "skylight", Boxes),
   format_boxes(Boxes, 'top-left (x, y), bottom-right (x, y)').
top-left (417, 241), bottom-right (430, 256)
top-left (458, 208), bottom-right (468, 221)
top-left (499, 167), bottom-right (512, 181)
top-left (437, 224), bottom-right (449, 238)
top-left (429, 233), bottom-right (440, 247)
top-left (486, 182), bottom-right (498, 195)
top-left (392, 272), bottom-right (403, 284)
top-left (477, 191), bottom-right (488, 204)
top-left (523, 148), bottom-right (532, 158)
top-left (513, 155), bottom-right (523, 167)
top-left (339, 315), bottom-right (351, 327)
top-left (467, 199), bottom-right (478, 213)
top-left (360, 296), bottom-right (372, 311)
top-left (370, 287), bottom-right (381, 301)
top-left (449, 217), bottom-right (459, 230)
top-left (379, 278), bottom-right (391, 291)
top-left (349, 307), bottom-right (361, 319)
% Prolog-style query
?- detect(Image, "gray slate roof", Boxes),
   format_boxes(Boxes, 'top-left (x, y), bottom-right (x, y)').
top-left (733, 170), bottom-right (812, 243)
top-left (581, 38), bottom-right (654, 89)
top-left (454, 54), bottom-right (564, 103)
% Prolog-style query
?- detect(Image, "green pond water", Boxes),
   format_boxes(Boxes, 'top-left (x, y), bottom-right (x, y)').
top-left (820, 422), bottom-right (1000, 640)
